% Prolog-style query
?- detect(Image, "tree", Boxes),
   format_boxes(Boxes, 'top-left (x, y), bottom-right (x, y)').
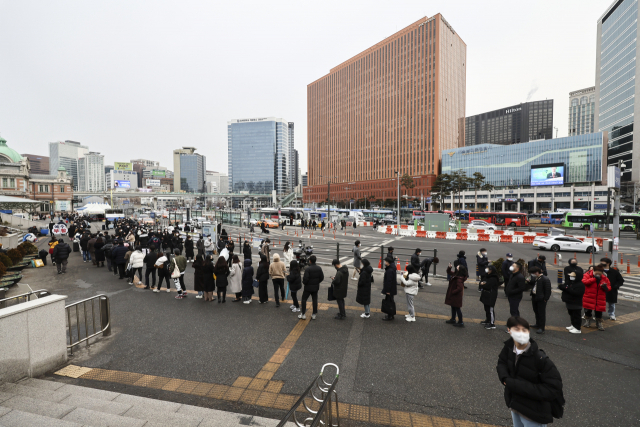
top-left (400, 173), bottom-right (415, 195)
top-left (430, 173), bottom-right (453, 210)
top-left (470, 172), bottom-right (493, 212)
top-left (450, 171), bottom-right (472, 211)
top-left (481, 183), bottom-right (494, 211)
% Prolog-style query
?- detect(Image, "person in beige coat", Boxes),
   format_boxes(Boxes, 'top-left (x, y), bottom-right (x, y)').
top-left (269, 253), bottom-right (286, 307)
top-left (228, 255), bottom-right (243, 301)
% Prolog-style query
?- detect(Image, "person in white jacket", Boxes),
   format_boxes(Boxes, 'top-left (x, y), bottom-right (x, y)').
top-left (283, 241), bottom-right (294, 269)
top-left (128, 245), bottom-right (145, 285)
top-left (228, 255), bottom-right (243, 301)
top-left (204, 235), bottom-right (214, 256)
top-left (400, 265), bottom-right (420, 322)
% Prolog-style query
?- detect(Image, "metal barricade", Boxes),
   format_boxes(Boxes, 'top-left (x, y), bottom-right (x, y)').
top-left (65, 295), bottom-right (111, 355)
top-left (0, 290), bottom-right (50, 309)
top-left (277, 363), bottom-right (340, 427)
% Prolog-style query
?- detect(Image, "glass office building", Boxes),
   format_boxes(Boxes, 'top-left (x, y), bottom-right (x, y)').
top-left (596, 0), bottom-right (638, 182)
top-left (442, 133), bottom-right (607, 187)
top-left (227, 117), bottom-right (291, 195)
top-left (178, 153), bottom-right (206, 193)
top-left (568, 87), bottom-right (596, 136)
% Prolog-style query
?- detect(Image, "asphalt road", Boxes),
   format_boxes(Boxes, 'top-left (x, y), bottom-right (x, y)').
top-left (17, 232), bottom-right (640, 426)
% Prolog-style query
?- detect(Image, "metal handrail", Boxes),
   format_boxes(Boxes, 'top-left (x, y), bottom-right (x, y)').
top-left (65, 294), bottom-right (111, 355)
top-left (0, 290), bottom-right (50, 308)
top-left (277, 363), bottom-right (340, 427)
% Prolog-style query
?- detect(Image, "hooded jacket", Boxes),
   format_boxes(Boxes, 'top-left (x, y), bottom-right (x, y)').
top-left (559, 274), bottom-right (585, 310)
top-left (400, 272), bottom-right (420, 296)
top-left (476, 252), bottom-right (489, 277)
top-left (268, 254), bottom-right (286, 279)
top-left (52, 242), bottom-right (71, 260)
top-left (302, 263), bottom-right (324, 292)
top-left (241, 259), bottom-right (254, 297)
top-left (243, 242), bottom-right (252, 260)
top-left (286, 263), bottom-right (302, 292)
top-left (480, 270), bottom-right (500, 307)
top-left (331, 265), bottom-right (349, 299)
top-left (130, 250), bottom-right (145, 268)
top-left (228, 261), bottom-right (243, 293)
top-left (356, 261), bottom-right (373, 305)
top-left (382, 261), bottom-right (398, 296)
top-left (445, 266), bottom-right (466, 307)
top-left (582, 270), bottom-right (611, 312)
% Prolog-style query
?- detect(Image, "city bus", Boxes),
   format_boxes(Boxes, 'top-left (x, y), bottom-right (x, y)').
top-left (468, 211), bottom-right (529, 227)
top-left (562, 212), bottom-right (640, 231)
top-left (541, 212), bottom-right (565, 225)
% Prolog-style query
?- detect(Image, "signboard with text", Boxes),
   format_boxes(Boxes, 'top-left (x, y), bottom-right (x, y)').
top-left (146, 179), bottom-right (161, 187)
top-left (114, 180), bottom-right (130, 188)
top-left (114, 162), bottom-right (133, 171)
top-left (151, 170), bottom-right (166, 177)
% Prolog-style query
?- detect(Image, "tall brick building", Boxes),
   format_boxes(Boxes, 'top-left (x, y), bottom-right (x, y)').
top-left (304, 15), bottom-right (466, 204)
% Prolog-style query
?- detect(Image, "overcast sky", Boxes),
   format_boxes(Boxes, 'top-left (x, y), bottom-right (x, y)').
top-left (0, 0), bottom-right (608, 175)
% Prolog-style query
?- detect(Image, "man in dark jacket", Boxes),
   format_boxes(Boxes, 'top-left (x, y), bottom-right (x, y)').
top-left (382, 256), bottom-right (398, 321)
top-left (476, 248), bottom-right (489, 291)
top-left (80, 233), bottom-right (91, 263)
top-left (143, 245), bottom-right (159, 290)
top-left (299, 255), bottom-right (324, 320)
top-left (331, 259), bottom-right (349, 319)
top-left (52, 238), bottom-right (71, 274)
top-left (563, 258), bottom-right (583, 284)
top-left (501, 253), bottom-right (514, 284)
top-left (497, 316), bottom-right (564, 426)
top-left (528, 255), bottom-right (548, 276)
top-left (111, 241), bottom-right (129, 280)
top-left (529, 266), bottom-right (552, 334)
top-left (420, 256), bottom-right (439, 287)
top-left (411, 249), bottom-right (422, 287)
top-left (504, 262), bottom-right (527, 317)
top-left (601, 257), bottom-right (624, 321)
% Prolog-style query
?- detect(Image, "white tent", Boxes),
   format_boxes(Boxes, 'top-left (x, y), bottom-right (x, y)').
top-left (75, 203), bottom-right (111, 214)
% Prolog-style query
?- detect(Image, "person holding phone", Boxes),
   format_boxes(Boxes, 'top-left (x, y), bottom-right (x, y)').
top-left (445, 262), bottom-right (467, 327)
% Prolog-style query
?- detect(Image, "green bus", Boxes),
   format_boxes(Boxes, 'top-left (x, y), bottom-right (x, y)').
top-left (562, 212), bottom-right (640, 231)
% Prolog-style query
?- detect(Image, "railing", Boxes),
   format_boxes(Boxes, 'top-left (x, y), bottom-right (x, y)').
top-left (0, 289), bottom-right (50, 309)
top-left (280, 191), bottom-right (301, 207)
top-left (277, 363), bottom-right (340, 427)
top-left (65, 295), bottom-right (111, 355)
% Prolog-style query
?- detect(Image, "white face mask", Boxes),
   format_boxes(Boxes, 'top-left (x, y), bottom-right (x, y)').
top-left (569, 277), bottom-right (575, 281)
top-left (509, 266), bottom-right (515, 272)
top-left (510, 330), bottom-right (530, 345)
top-left (507, 257), bottom-right (513, 261)
top-left (482, 252), bottom-right (487, 256)
top-left (485, 268), bottom-right (489, 273)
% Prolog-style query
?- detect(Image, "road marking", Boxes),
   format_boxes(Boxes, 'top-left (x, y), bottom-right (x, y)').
top-left (254, 315), bottom-right (311, 381)
top-left (55, 364), bottom-right (501, 427)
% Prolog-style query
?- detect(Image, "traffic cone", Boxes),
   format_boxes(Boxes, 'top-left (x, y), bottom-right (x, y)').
top-left (621, 253), bottom-right (624, 265)
top-left (405, 260), bottom-right (409, 271)
top-left (378, 257), bottom-right (382, 269)
top-left (627, 258), bottom-right (631, 274)
top-left (637, 255), bottom-right (640, 268)
top-left (589, 252), bottom-right (592, 265)
top-left (574, 252), bottom-right (577, 260)
top-left (396, 259), bottom-right (401, 270)
top-left (554, 252), bottom-right (557, 265)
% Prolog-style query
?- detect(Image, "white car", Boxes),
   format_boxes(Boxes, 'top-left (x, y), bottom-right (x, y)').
top-left (533, 236), bottom-right (599, 253)
top-left (466, 220), bottom-right (497, 231)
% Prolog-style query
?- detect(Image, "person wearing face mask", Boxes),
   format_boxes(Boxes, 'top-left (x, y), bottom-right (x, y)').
top-left (529, 267), bottom-right (551, 334)
top-left (480, 265), bottom-right (500, 329)
top-left (527, 255), bottom-right (548, 277)
top-left (331, 259), bottom-right (349, 320)
top-left (600, 257), bottom-right (624, 321)
top-left (582, 265), bottom-right (611, 330)
top-left (445, 263), bottom-right (468, 327)
top-left (558, 271), bottom-right (585, 333)
top-left (497, 316), bottom-right (564, 427)
top-left (504, 262), bottom-right (527, 318)
top-left (501, 253), bottom-right (514, 284)
top-left (476, 248), bottom-right (489, 292)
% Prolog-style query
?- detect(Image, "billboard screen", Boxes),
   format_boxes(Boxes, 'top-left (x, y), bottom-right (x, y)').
top-left (146, 179), bottom-right (161, 187)
top-left (531, 163), bottom-right (565, 186)
top-left (151, 169), bottom-right (166, 177)
top-left (114, 162), bottom-right (133, 171)
top-left (114, 180), bottom-right (130, 188)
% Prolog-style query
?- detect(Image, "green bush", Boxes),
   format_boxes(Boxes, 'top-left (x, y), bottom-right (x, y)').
top-left (0, 261), bottom-right (6, 277)
top-left (6, 249), bottom-right (22, 265)
top-left (0, 253), bottom-right (12, 267)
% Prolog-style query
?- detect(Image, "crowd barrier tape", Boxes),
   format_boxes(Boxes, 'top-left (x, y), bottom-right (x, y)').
top-left (467, 234), bottom-right (479, 241)
top-left (500, 235), bottom-right (513, 243)
top-left (446, 232), bottom-right (457, 240)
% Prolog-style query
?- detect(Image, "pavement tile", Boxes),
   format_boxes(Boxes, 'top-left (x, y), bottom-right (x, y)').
top-left (113, 394), bottom-right (181, 413)
top-left (262, 363), bottom-right (280, 373)
top-left (62, 407), bottom-right (146, 427)
top-left (0, 391), bottom-right (13, 404)
top-left (264, 380), bottom-right (284, 394)
top-left (255, 391), bottom-right (278, 408)
top-left (239, 389), bottom-right (261, 405)
top-left (123, 405), bottom-right (202, 427)
top-left (131, 375), bottom-right (157, 387)
top-left (55, 365), bottom-right (93, 379)
top-left (144, 376), bottom-right (172, 390)
top-left (232, 376), bottom-right (253, 388)
top-left (349, 404), bottom-right (370, 422)
top-left (247, 378), bottom-right (268, 391)
top-left (0, 384), bottom-right (70, 403)
top-left (206, 384), bottom-right (230, 400)
top-left (256, 371), bottom-right (275, 380)
top-left (390, 410), bottom-right (413, 427)
top-left (59, 394), bottom-right (132, 415)
top-left (191, 382), bottom-right (214, 396)
top-left (269, 355), bottom-right (286, 364)
top-left (453, 420), bottom-right (477, 427)
top-left (175, 380), bottom-right (200, 394)
top-left (79, 368), bottom-right (118, 382)
top-left (221, 387), bottom-right (244, 402)
top-left (56, 383), bottom-right (120, 401)
top-left (369, 407), bottom-right (391, 425)
top-left (273, 394), bottom-right (296, 410)
top-left (0, 406), bottom-right (11, 416)
top-left (110, 372), bottom-right (144, 386)
top-left (431, 416), bottom-right (455, 427)
top-left (161, 378), bottom-right (185, 392)
top-left (16, 378), bottom-right (66, 391)
top-left (0, 408), bottom-right (83, 427)
top-left (1, 395), bottom-right (74, 419)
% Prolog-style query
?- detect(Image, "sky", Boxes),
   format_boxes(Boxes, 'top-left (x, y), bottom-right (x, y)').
top-left (0, 0), bottom-right (609, 175)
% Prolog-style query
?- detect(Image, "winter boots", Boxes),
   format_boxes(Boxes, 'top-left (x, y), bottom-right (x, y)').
top-left (596, 319), bottom-right (605, 331)
top-left (582, 316), bottom-right (592, 328)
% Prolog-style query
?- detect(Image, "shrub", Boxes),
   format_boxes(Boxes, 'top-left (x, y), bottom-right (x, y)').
top-left (16, 245), bottom-right (26, 257)
top-left (0, 262), bottom-right (6, 277)
top-left (6, 249), bottom-right (22, 265)
top-left (0, 253), bottom-right (12, 267)
top-left (23, 242), bottom-right (38, 254)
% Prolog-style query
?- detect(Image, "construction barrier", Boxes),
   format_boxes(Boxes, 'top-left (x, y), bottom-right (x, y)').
top-left (467, 234), bottom-right (479, 241)
top-left (523, 236), bottom-right (535, 243)
top-left (500, 235), bottom-right (513, 243)
top-left (478, 234), bottom-right (490, 241)
top-left (514, 231), bottom-right (526, 235)
top-left (446, 232), bottom-right (457, 240)
top-left (427, 231), bottom-right (437, 239)
top-left (416, 230), bottom-right (427, 238)
top-left (493, 230), bottom-right (504, 235)
top-left (489, 235), bottom-right (500, 242)
top-left (456, 233), bottom-right (467, 240)
top-left (400, 225), bottom-right (409, 229)
top-left (436, 232), bottom-right (447, 239)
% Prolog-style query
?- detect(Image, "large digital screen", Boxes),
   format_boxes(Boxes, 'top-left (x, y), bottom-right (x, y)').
top-left (531, 163), bottom-right (565, 186)
top-left (114, 180), bottom-right (130, 188)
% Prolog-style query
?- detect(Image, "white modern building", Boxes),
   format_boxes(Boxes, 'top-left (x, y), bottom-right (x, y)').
top-left (78, 152), bottom-right (105, 192)
top-left (49, 140), bottom-right (89, 190)
top-left (568, 87), bottom-right (595, 136)
top-left (205, 170), bottom-right (229, 194)
top-left (105, 170), bottom-right (138, 190)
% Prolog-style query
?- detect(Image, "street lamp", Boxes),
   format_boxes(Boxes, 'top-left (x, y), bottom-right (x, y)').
top-left (394, 171), bottom-right (400, 231)
top-left (319, 175), bottom-right (337, 224)
top-left (612, 160), bottom-right (626, 263)
top-left (344, 187), bottom-right (351, 210)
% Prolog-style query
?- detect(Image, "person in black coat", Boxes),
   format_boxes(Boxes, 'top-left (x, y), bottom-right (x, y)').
top-left (331, 260), bottom-right (349, 319)
top-left (202, 255), bottom-right (216, 301)
top-left (559, 268), bottom-right (585, 333)
top-left (382, 256), bottom-right (397, 321)
top-left (241, 241), bottom-right (251, 260)
top-left (111, 241), bottom-right (129, 279)
top-left (528, 255), bottom-right (548, 276)
top-left (497, 316), bottom-right (564, 426)
top-left (480, 265), bottom-right (500, 329)
top-left (504, 262), bottom-right (527, 317)
top-left (185, 236), bottom-right (195, 262)
top-left (256, 254), bottom-right (270, 303)
top-left (215, 256), bottom-right (230, 303)
top-left (241, 258), bottom-right (254, 303)
top-left (356, 259), bottom-right (373, 318)
top-left (193, 254), bottom-right (206, 298)
top-left (299, 255), bottom-right (324, 319)
top-left (501, 253), bottom-right (514, 284)
top-left (476, 249), bottom-right (489, 291)
top-left (143, 245), bottom-right (158, 289)
top-left (286, 260), bottom-right (302, 312)
top-left (94, 237), bottom-right (105, 268)
top-left (600, 257), bottom-right (624, 320)
top-left (52, 238), bottom-right (72, 274)
top-left (419, 256), bottom-right (438, 287)
top-left (529, 266), bottom-right (552, 334)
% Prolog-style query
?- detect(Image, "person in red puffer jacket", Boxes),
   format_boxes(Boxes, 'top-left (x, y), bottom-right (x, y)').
top-left (582, 265), bottom-right (611, 331)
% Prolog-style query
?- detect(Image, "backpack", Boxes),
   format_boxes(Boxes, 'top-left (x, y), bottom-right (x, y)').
top-left (535, 349), bottom-right (565, 419)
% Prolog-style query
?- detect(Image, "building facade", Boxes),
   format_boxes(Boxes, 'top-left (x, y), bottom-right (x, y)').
top-left (78, 152), bottom-right (105, 192)
top-left (106, 170), bottom-right (138, 190)
top-left (228, 118), bottom-right (291, 195)
top-left (595, 0), bottom-right (638, 182)
top-left (173, 147), bottom-right (206, 193)
top-left (49, 140), bottom-right (89, 190)
top-left (305, 15), bottom-right (466, 204)
top-left (442, 133), bottom-right (608, 187)
top-left (465, 100), bottom-right (554, 146)
top-left (288, 122), bottom-right (295, 191)
top-left (568, 87), bottom-right (596, 136)
top-left (22, 154), bottom-right (49, 174)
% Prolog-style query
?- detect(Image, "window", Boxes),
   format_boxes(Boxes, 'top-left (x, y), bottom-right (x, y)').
top-left (39, 184), bottom-right (50, 193)
top-left (595, 191), bottom-right (608, 196)
top-left (60, 186), bottom-right (65, 193)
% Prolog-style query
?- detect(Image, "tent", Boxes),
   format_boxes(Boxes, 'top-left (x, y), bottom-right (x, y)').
top-left (75, 203), bottom-right (111, 214)
top-left (0, 195), bottom-right (42, 211)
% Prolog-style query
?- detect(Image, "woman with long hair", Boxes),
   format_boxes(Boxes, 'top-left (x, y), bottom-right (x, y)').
top-left (445, 263), bottom-right (468, 327)
top-left (193, 254), bottom-right (205, 299)
top-left (286, 260), bottom-right (302, 312)
top-left (228, 255), bottom-right (243, 301)
top-left (256, 253), bottom-right (270, 303)
top-left (203, 254), bottom-right (216, 301)
top-left (214, 256), bottom-right (230, 303)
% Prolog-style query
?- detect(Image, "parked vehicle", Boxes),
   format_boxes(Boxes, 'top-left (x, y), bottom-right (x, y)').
top-left (533, 235), bottom-right (599, 253)
top-left (293, 240), bottom-right (314, 269)
top-left (466, 220), bottom-right (497, 231)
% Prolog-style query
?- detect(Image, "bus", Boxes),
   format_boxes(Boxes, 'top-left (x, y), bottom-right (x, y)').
top-left (562, 212), bottom-right (640, 231)
top-left (468, 212), bottom-right (529, 227)
top-left (412, 210), bottom-right (455, 220)
top-left (541, 212), bottom-right (565, 225)
top-left (362, 209), bottom-right (395, 220)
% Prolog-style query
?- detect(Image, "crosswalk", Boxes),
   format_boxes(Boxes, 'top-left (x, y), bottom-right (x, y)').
top-left (620, 275), bottom-right (640, 300)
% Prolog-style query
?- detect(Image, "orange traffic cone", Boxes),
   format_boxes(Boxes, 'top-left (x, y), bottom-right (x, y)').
top-left (405, 260), bottom-right (409, 271)
top-left (621, 253), bottom-right (624, 265)
top-left (378, 257), bottom-right (382, 269)
top-left (554, 253), bottom-right (557, 265)
top-left (627, 258), bottom-right (631, 274)
top-left (396, 259), bottom-right (401, 270)
top-left (589, 252), bottom-right (592, 264)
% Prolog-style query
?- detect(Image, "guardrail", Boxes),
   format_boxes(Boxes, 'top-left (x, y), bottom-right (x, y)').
top-left (277, 363), bottom-right (340, 427)
top-left (66, 295), bottom-right (111, 355)
top-left (0, 289), bottom-right (51, 309)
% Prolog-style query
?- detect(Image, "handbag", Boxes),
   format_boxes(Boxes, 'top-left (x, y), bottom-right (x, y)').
top-left (381, 297), bottom-right (396, 315)
top-left (327, 285), bottom-right (336, 301)
top-left (126, 263), bottom-right (133, 273)
top-left (252, 279), bottom-right (259, 288)
top-left (170, 259), bottom-right (181, 279)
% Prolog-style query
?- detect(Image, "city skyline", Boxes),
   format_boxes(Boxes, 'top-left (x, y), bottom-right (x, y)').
top-left (0, 0), bottom-right (605, 177)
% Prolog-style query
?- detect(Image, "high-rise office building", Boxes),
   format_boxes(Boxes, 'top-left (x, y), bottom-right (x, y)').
top-left (49, 140), bottom-right (89, 190)
top-left (293, 149), bottom-right (299, 187)
top-left (305, 15), bottom-right (466, 203)
top-left (596, 0), bottom-right (638, 182)
top-left (78, 152), bottom-right (105, 192)
top-left (568, 87), bottom-right (596, 136)
top-left (288, 122), bottom-right (295, 191)
top-left (22, 154), bottom-right (50, 174)
top-left (228, 118), bottom-right (291, 195)
top-left (302, 174), bottom-right (307, 187)
top-left (465, 100), bottom-right (554, 146)
top-left (172, 147), bottom-right (206, 193)
top-left (132, 159), bottom-right (161, 188)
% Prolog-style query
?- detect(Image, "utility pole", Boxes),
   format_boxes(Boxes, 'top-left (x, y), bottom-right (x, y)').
top-left (395, 170), bottom-right (400, 231)
top-left (319, 175), bottom-right (336, 224)
top-left (611, 161), bottom-right (625, 264)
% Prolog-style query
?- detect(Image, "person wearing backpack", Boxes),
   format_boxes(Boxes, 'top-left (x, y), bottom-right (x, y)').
top-left (497, 316), bottom-right (564, 427)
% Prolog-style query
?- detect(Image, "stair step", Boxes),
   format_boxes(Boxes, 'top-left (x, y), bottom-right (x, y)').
top-left (122, 405), bottom-right (202, 427)
top-left (0, 395), bottom-right (74, 419)
top-left (0, 408), bottom-right (82, 427)
top-left (0, 383), bottom-right (70, 403)
top-left (60, 394), bottom-right (132, 415)
top-left (62, 407), bottom-right (146, 427)
top-left (16, 378), bottom-right (66, 391)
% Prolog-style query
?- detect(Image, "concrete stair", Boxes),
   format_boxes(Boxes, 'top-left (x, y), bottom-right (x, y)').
top-left (0, 378), bottom-right (286, 427)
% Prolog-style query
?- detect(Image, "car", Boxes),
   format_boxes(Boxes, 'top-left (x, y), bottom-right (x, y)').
top-left (257, 220), bottom-right (279, 229)
top-left (466, 220), bottom-right (497, 231)
top-left (533, 235), bottom-right (599, 253)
